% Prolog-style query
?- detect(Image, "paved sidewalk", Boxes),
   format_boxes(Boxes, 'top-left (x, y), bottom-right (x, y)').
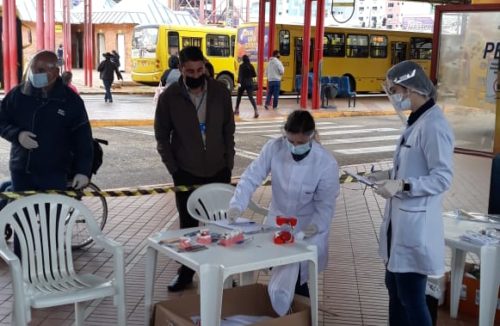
top-left (0, 154), bottom-right (489, 325)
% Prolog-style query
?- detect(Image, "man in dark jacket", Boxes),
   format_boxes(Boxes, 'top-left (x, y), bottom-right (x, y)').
top-left (154, 46), bottom-right (235, 292)
top-left (0, 50), bottom-right (94, 256)
top-left (97, 52), bottom-right (123, 103)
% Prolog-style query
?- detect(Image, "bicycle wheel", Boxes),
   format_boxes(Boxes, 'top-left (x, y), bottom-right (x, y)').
top-left (69, 182), bottom-right (108, 250)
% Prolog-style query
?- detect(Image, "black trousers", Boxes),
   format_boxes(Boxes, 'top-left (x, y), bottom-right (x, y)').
top-left (172, 167), bottom-right (231, 281)
top-left (235, 84), bottom-right (257, 111)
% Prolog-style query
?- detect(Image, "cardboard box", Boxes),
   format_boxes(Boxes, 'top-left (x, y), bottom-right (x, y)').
top-left (153, 283), bottom-right (311, 326)
top-left (446, 274), bottom-right (500, 323)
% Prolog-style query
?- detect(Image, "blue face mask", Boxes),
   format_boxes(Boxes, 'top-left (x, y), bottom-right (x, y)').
top-left (286, 140), bottom-right (312, 155)
top-left (29, 72), bottom-right (49, 88)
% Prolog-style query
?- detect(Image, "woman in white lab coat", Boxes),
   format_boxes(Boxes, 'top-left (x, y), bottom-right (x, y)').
top-left (367, 61), bottom-right (454, 326)
top-left (228, 110), bottom-right (339, 297)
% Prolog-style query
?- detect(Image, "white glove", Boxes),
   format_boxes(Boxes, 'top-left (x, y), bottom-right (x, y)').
top-left (374, 180), bottom-right (403, 199)
top-left (227, 207), bottom-right (242, 223)
top-left (72, 174), bottom-right (89, 190)
top-left (18, 131), bottom-right (39, 149)
top-left (303, 224), bottom-right (318, 238)
top-left (365, 170), bottom-right (390, 182)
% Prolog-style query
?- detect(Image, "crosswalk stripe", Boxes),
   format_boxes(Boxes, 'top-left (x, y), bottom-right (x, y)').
top-left (235, 149), bottom-right (260, 160)
top-left (106, 126), bottom-right (154, 136)
top-left (334, 145), bottom-right (396, 154)
top-left (322, 135), bottom-right (400, 145)
top-left (238, 125), bottom-right (362, 134)
top-left (265, 127), bottom-right (399, 138)
top-left (235, 121), bottom-right (334, 126)
top-left (236, 123), bottom-right (339, 130)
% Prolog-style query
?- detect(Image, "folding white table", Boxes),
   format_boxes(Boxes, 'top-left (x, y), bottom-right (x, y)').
top-left (444, 216), bottom-right (500, 326)
top-left (144, 225), bottom-right (318, 326)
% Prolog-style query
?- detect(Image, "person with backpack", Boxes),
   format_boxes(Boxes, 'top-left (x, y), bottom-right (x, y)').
top-left (160, 56), bottom-right (181, 88)
top-left (235, 55), bottom-right (258, 118)
top-left (97, 52), bottom-right (123, 103)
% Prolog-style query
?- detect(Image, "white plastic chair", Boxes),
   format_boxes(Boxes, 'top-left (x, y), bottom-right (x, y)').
top-left (187, 183), bottom-right (268, 223)
top-left (0, 194), bottom-right (126, 326)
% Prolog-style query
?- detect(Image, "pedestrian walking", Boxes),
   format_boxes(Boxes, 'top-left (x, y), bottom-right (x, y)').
top-left (154, 46), bottom-right (235, 292)
top-left (0, 50), bottom-right (94, 257)
top-left (366, 60), bottom-right (454, 326)
top-left (97, 52), bottom-right (123, 103)
top-left (235, 55), bottom-right (258, 118)
top-left (264, 50), bottom-right (284, 110)
top-left (56, 44), bottom-right (64, 69)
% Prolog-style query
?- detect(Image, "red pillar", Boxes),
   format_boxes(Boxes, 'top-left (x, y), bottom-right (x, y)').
top-left (7, 0), bottom-right (18, 88)
top-left (300, 0), bottom-right (312, 109)
top-left (63, 0), bottom-right (72, 71)
top-left (212, 0), bottom-right (216, 23)
top-left (311, 0), bottom-right (325, 109)
top-left (256, 0), bottom-right (266, 106)
top-left (199, 0), bottom-right (205, 24)
top-left (47, 0), bottom-right (55, 51)
top-left (84, 0), bottom-right (92, 86)
top-left (36, 0), bottom-right (45, 50)
top-left (267, 0), bottom-right (276, 58)
top-left (2, 0), bottom-right (11, 91)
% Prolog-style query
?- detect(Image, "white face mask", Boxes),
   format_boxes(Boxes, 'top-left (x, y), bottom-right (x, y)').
top-left (29, 72), bottom-right (49, 88)
top-left (389, 93), bottom-right (411, 111)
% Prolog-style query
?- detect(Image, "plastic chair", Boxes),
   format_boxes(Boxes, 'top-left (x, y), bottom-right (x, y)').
top-left (187, 183), bottom-right (268, 224)
top-left (338, 76), bottom-right (357, 108)
top-left (0, 194), bottom-right (126, 326)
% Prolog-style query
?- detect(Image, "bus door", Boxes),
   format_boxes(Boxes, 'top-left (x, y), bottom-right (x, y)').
top-left (294, 37), bottom-right (314, 79)
top-left (391, 42), bottom-right (408, 65)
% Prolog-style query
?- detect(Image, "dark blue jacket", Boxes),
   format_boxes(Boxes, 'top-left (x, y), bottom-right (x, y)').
top-left (0, 78), bottom-right (93, 176)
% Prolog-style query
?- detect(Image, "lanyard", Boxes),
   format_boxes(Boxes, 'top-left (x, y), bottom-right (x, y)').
top-left (193, 91), bottom-right (206, 113)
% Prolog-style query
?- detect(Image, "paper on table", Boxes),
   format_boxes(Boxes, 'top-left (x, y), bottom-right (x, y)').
top-left (214, 217), bottom-right (272, 234)
top-left (343, 170), bottom-right (377, 188)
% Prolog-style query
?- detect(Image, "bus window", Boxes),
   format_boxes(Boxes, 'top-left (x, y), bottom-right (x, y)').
top-left (324, 32), bottom-right (345, 57)
top-left (182, 37), bottom-right (202, 48)
top-left (346, 34), bottom-right (369, 58)
top-left (370, 35), bottom-right (388, 58)
top-left (279, 30), bottom-right (290, 56)
top-left (132, 27), bottom-right (158, 56)
top-left (168, 31), bottom-right (179, 56)
top-left (410, 37), bottom-right (432, 60)
top-left (206, 34), bottom-right (231, 57)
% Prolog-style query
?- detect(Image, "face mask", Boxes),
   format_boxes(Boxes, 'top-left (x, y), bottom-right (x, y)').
top-left (286, 140), bottom-right (311, 155)
top-left (185, 75), bottom-right (205, 89)
top-left (389, 93), bottom-right (411, 111)
top-left (29, 72), bottom-right (49, 88)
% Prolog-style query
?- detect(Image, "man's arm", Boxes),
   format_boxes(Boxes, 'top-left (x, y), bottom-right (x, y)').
top-left (222, 87), bottom-right (235, 170)
top-left (70, 96), bottom-right (94, 177)
top-left (0, 90), bottom-right (22, 143)
top-left (154, 92), bottom-right (178, 175)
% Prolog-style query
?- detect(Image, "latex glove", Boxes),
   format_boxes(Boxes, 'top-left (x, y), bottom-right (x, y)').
top-left (18, 131), bottom-right (39, 149)
top-left (72, 174), bottom-right (89, 190)
top-left (303, 224), bottom-right (318, 238)
top-left (365, 170), bottom-right (390, 182)
top-left (227, 207), bottom-right (242, 223)
top-left (374, 179), bottom-right (403, 199)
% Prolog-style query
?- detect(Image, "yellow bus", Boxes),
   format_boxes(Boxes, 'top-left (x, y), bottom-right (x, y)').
top-left (131, 24), bottom-right (237, 89)
top-left (235, 23), bottom-right (432, 93)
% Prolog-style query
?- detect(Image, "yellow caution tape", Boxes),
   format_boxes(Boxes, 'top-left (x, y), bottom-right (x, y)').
top-left (0, 172), bottom-right (364, 200)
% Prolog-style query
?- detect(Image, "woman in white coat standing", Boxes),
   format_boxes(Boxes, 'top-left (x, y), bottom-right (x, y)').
top-left (367, 61), bottom-right (454, 326)
top-left (228, 110), bottom-right (339, 297)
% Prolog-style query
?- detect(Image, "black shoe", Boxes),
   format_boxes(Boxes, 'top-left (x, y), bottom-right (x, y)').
top-left (167, 274), bottom-right (193, 292)
top-left (264, 105), bottom-right (269, 110)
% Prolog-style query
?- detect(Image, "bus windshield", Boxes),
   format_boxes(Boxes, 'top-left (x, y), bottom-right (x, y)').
top-left (132, 27), bottom-right (159, 56)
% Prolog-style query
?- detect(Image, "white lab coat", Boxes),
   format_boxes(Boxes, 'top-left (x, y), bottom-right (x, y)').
top-left (379, 104), bottom-right (454, 275)
top-left (230, 137), bottom-right (340, 283)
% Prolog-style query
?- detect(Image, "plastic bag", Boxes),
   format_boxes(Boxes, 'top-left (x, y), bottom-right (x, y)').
top-left (154, 81), bottom-right (165, 104)
top-left (268, 263), bottom-right (300, 316)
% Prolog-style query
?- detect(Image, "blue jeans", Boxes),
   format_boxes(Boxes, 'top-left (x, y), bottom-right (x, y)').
top-left (385, 270), bottom-right (432, 326)
top-left (103, 79), bottom-right (113, 102)
top-left (11, 171), bottom-right (68, 257)
top-left (265, 80), bottom-right (281, 109)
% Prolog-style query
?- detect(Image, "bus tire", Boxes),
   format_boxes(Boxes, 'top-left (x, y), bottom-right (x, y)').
top-left (342, 73), bottom-right (356, 92)
top-left (216, 74), bottom-right (234, 91)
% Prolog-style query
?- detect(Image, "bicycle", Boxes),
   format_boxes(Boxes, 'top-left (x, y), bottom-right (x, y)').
top-left (1, 138), bottom-right (109, 250)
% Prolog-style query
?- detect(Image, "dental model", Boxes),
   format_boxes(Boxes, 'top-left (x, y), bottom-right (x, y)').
top-left (196, 229), bottom-right (212, 245)
top-left (177, 236), bottom-right (192, 249)
top-left (219, 230), bottom-right (244, 246)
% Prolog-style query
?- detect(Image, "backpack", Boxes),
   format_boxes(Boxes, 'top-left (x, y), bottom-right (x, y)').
top-left (91, 138), bottom-right (108, 175)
